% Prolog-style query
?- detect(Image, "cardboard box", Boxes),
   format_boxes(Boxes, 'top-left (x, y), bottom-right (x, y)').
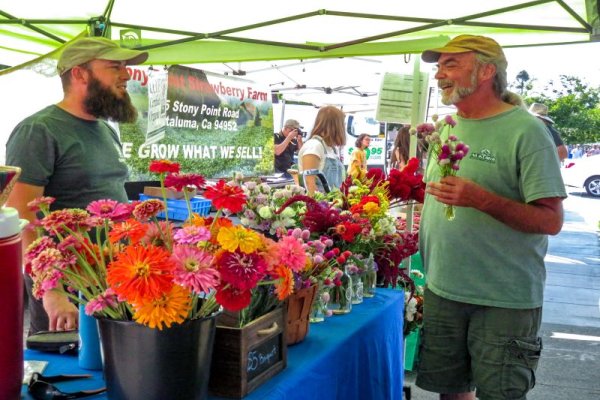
top-left (142, 186), bottom-right (196, 200)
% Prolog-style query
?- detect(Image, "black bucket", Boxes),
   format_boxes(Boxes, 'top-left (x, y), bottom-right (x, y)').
top-left (97, 314), bottom-right (218, 400)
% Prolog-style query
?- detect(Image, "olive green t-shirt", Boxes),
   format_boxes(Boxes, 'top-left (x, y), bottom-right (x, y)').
top-left (6, 105), bottom-right (129, 211)
top-left (420, 107), bottom-right (567, 309)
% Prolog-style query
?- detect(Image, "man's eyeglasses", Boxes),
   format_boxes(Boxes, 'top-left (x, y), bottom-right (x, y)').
top-left (28, 372), bottom-right (106, 400)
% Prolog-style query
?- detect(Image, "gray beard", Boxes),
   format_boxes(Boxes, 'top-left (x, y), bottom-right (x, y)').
top-left (83, 75), bottom-right (138, 123)
top-left (440, 67), bottom-right (479, 106)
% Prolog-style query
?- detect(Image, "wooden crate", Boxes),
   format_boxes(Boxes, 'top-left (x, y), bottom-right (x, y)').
top-left (208, 307), bottom-right (287, 398)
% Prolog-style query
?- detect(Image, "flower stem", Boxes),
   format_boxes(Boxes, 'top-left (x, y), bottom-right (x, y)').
top-left (159, 173), bottom-right (170, 225)
top-left (445, 204), bottom-right (456, 221)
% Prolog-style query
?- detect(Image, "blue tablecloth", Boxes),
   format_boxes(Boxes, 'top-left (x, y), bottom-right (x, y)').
top-left (23, 288), bottom-right (404, 400)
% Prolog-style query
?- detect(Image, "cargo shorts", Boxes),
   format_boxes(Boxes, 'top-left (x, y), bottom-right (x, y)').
top-left (416, 289), bottom-right (542, 400)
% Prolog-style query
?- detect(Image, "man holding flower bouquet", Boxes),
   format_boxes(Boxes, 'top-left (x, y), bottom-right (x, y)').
top-left (416, 35), bottom-right (566, 400)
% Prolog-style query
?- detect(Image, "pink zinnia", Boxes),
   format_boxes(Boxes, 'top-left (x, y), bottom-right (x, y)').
top-left (171, 245), bottom-right (219, 294)
top-left (142, 220), bottom-right (174, 246)
top-left (25, 237), bottom-right (56, 274)
top-left (30, 248), bottom-right (67, 274)
top-left (84, 288), bottom-right (119, 316)
top-left (173, 225), bottom-right (210, 245)
top-left (41, 209), bottom-right (90, 235)
top-left (276, 235), bottom-right (307, 273)
top-left (164, 173), bottom-right (206, 191)
top-left (133, 199), bottom-right (165, 220)
top-left (27, 196), bottom-right (55, 212)
top-left (216, 250), bottom-right (267, 290)
top-left (32, 270), bottom-right (63, 299)
top-left (87, 199), bottom-right (132, 221)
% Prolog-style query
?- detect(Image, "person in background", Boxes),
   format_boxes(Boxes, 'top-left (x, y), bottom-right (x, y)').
top-left (529, 102), bottom-right (568, 162)
top-left (570, 144), bottom-right (583, 159)
top-left (347, 133), bottom-right (371, 180)
top-left (298, 105), bottom-right (346, 194)
top-left (6, 36), bottom-right (148, 335)
top-left (587, 144), bottom-right (600, 156)
top-left (274, 118), bottom-right (303, 175)
top-left (390, 125), bottom-right (411, 170)
top-left (418, 35), bottom-right (566, 400)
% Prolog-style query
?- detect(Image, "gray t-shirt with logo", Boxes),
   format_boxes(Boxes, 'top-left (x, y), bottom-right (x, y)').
top-left (420, 107), bottom-right (566, 309)
top-left (6, 105), bottom-right (129, 211)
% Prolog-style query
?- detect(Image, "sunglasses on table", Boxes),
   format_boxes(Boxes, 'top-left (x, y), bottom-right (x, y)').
top-left (28, 372), bottom-right (106, 400)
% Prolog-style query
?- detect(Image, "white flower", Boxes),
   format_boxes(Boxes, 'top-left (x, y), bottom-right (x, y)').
top-left (404, 292), bottom-right (418, 322)
top-left (410, 269), bottom-right (424, 279)
top-left (258, 206), bottom-right (272, 219)
top-left (281, 207), bottom-right (296, 218)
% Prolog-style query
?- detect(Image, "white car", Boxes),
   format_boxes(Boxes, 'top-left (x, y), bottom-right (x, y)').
top-left (561, 154), bottom-right (600, 197)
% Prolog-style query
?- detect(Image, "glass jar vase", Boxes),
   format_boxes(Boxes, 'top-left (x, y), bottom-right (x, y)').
top-left (328, 266), bottom-right (353, 315)
top-left (309, 285), bottom-right (330, 323)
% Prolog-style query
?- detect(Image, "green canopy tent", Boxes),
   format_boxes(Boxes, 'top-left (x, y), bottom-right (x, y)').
top-left (0, 0), bottom-right (599, 75)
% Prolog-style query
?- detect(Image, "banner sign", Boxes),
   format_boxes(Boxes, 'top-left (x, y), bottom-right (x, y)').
top-left (120, 65), bottom-right (274, 180)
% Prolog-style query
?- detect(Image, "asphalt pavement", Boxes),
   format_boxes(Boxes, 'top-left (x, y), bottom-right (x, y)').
top-left (405, 186), bottom-right (600, 399)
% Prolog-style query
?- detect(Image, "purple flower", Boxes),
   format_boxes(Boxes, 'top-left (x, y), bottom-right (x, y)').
top-left (444, 115), bottom-right (457, 127)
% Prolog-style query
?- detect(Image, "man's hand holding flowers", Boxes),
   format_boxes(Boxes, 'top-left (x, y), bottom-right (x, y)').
top-left (417, 114), bottom-right (469, 220)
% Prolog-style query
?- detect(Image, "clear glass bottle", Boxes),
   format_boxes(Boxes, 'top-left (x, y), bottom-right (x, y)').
top-left (328, 266), bottom-right (353, 315)
top-left (309, 285), bottom-right (330, 323)
top-left (362, 254), bottom-right (377, 298)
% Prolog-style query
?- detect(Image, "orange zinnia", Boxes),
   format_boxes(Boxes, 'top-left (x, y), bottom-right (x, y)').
top-left (273, 264), bottom-right (294, 301)
top-left (133, 285), bottom-right (191, 330)
top-left (108, 218), bottom-right (148, 245)
top-left (107, 244), bottom-right (175, 304)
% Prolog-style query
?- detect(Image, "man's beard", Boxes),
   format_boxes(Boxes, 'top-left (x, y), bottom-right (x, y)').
top-left (439, 67), bottom-right (479, 106)
top-left (83, 75), bottom-right (138, 123)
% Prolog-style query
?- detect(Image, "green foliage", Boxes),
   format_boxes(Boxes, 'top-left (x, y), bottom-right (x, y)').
top-left (522, 75), bottom-right (600, 144)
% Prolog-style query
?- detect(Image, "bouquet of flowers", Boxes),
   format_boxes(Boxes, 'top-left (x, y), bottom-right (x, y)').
top-left (403, 273), bottom-right (424, 335)
top-left (416, 114), bottom-right (469, 220)
top-left (25, 160), bottom-right (296, 330)
top-left (231, 176), bottom-right (306, 236)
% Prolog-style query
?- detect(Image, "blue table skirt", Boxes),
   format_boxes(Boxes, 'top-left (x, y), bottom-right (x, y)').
top-left (23, 288), bottom-right (404, 400)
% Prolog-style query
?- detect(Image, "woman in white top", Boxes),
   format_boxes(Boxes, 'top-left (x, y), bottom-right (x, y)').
top-left (298, 106), bottom-right (346, 194)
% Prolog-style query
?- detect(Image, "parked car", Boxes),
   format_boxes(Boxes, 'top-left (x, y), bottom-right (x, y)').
top-left (561, 154), bottom-right (600, 197)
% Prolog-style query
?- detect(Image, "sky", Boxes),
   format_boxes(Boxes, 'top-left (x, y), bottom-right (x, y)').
top-left (503, 42), bottom-right (600, 95)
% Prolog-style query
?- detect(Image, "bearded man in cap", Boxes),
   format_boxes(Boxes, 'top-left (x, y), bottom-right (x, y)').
top-left (529, 102), bottom-right (568, 162)
top-left (6, 36), bottom-right (148, 335)
top-left (417, 35), bottom-right (566, 399)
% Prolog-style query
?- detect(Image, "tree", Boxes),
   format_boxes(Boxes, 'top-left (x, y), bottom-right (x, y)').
top-left (515, 70), bottom-right (531, 96)
top-left (524, 75), bottom-right (600, 145)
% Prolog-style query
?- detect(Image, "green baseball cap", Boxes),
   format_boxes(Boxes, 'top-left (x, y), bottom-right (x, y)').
top-left (57, 37), bottom-right (148, 75)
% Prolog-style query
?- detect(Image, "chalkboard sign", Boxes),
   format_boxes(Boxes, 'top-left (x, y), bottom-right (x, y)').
top-left (246, 334), bottom-right (281, 382)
